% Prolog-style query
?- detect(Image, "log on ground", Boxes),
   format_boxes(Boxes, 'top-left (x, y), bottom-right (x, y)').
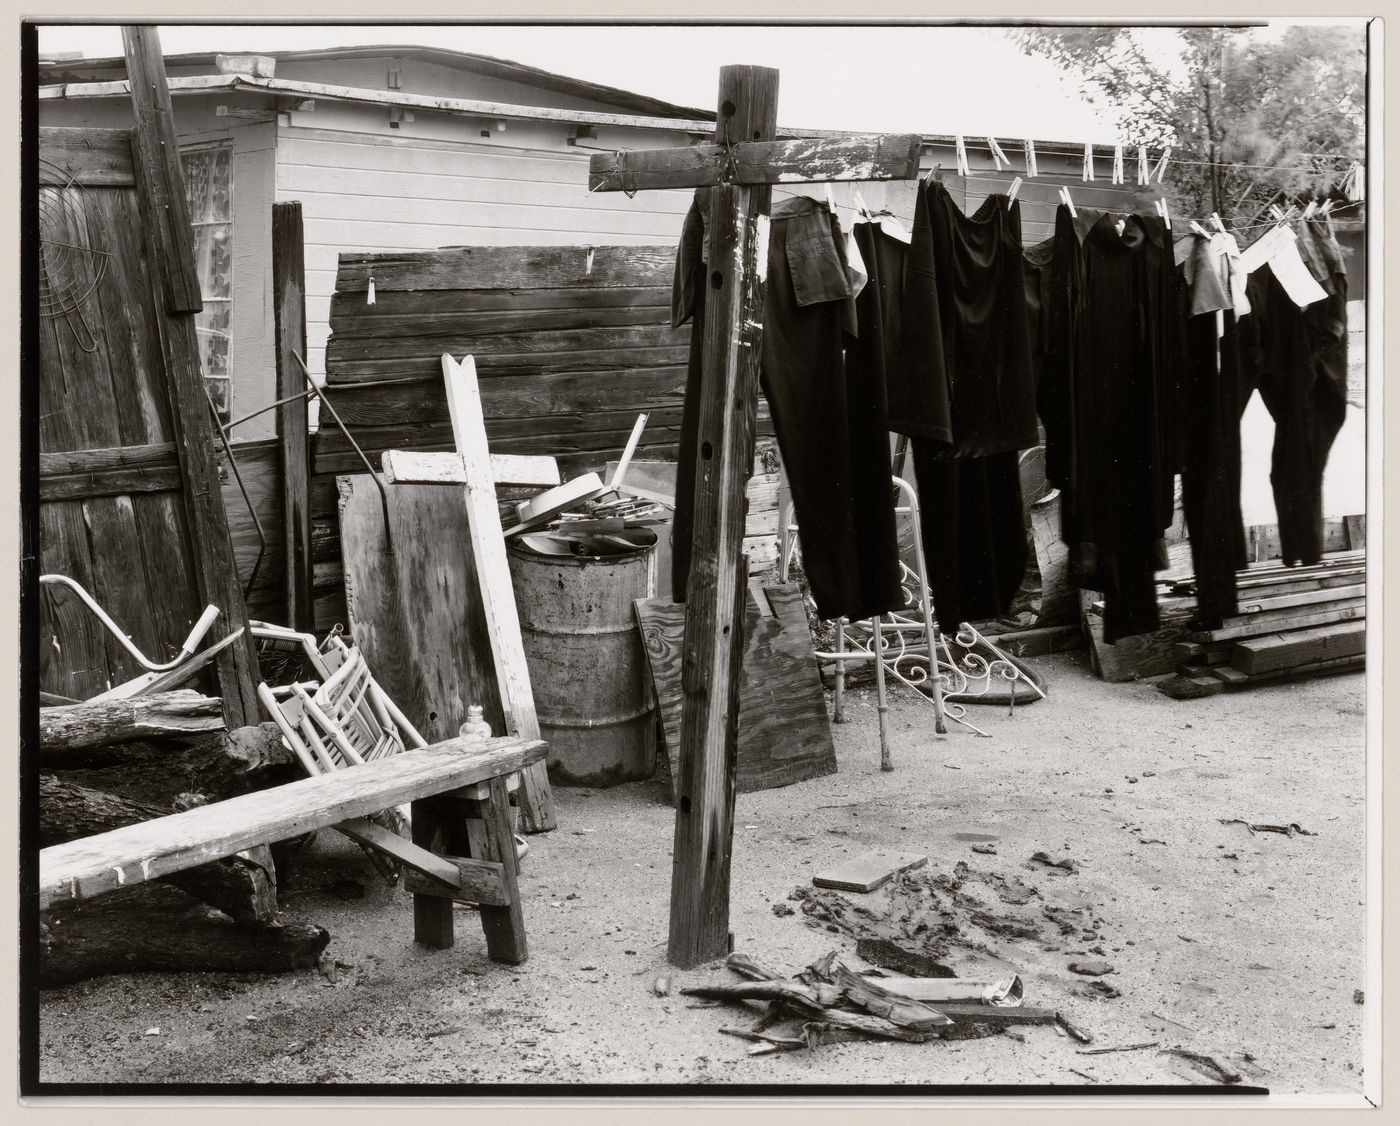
top-left (40, 883), bottom-right (327, 987)
top-left (40, 690), bottom-right (225, 759)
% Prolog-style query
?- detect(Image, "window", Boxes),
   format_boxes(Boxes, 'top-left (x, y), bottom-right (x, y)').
top-left (180, 144), bottom-right (233, 419)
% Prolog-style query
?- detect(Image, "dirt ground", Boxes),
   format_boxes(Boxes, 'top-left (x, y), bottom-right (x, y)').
top-left (37, 651), bottom-right (1368, 1093)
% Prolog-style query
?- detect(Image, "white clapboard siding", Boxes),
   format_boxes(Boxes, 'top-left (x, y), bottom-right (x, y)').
top-left (278, 127), bottom-right (693, 381)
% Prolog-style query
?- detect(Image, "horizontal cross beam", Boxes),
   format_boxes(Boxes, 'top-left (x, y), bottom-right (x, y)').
top-left (589, 134), bottom-right (923, 193)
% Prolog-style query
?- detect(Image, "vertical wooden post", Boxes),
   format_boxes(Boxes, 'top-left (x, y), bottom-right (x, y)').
top-left (272, 201), bottom-right (313, 633)
top-left (668, 65), bottom-right (778, 968)
top-left (123, 25), bottom-right (260, 728)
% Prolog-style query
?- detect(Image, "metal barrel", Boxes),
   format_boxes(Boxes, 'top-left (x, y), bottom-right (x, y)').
top-left (507, 533), bottom-right (657, 787)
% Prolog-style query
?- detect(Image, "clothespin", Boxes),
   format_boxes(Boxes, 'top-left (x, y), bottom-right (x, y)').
top-left (824, 182), bottom-right (836, 214)
top-left (1158, 197), bottom-right (1170, 226)
top-left (1112, 144), bottom-right (1125, 184)
top-left (1138, 145), bottom-right (1150, 186)
top-left (954, 135), bottom-right (970, 177)
top-left (1007, 176), bottom-right (1023, 203)
top-left (1024, 139), bottom-right (1038, 178)
top-left (1302, 200), bottom-right (1318, 220)
top-left (1210, 213), bottom-right (1227, 233)
top-left (854, 189), bottom-right (871, 220)
top-left (987, 137), bottom-right (1010, 171)
top-left (1268, 204), bottom-right (1284, 221)
top-left (1190, 220), bottom-right (1211, 239)
top-left (1083, 142), bottom-right (1095, 182)
top-left (1320, 199), bottom-right (1334, 215)
top-left (1152, 147), bottom-right (1172, 183)
top-left (366, 273), bottom-right (376, 305)
top-left (1059, 186), bottom-right (1077, 218)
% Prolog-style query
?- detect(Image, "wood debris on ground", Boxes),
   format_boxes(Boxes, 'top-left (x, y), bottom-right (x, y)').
top-left (678, 950), bottom-right (1085, 1055)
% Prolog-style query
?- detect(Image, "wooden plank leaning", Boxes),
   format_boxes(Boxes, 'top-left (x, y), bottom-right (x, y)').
top-left (440, 353), bottom-right (557, 832)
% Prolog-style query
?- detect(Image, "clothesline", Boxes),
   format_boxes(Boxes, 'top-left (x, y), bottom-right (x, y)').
top-left (770, 187), bottom-right (1364, 232)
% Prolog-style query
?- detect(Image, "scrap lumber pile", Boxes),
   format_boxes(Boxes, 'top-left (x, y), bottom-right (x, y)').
top-left (1158, 551), bottom-right (1366, 699)
top-left (680, 951), bottom-right (1078, 1054)
top-left (37, 691), bottom-right (328, 986)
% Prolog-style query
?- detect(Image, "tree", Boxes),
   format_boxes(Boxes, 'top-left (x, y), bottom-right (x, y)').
top-left (1010, 26), bottom-right (1365, 229)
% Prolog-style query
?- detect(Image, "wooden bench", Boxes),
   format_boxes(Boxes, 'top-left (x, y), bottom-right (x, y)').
top-left (40, 735), bottom-right (547, 964)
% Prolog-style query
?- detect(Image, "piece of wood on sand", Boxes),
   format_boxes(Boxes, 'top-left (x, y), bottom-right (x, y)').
top-left (40, 883), bottom-right (327, 987)
top-left (813, 849), bottom-right (927, 893)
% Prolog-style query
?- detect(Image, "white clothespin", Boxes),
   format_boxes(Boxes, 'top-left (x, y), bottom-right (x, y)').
top-left (1007, 176), bottom-right (1023, 203)
top-left (1138, 146), bottom-right (1150, 186)
top-left (1268, 204), bottom-right (1284, 221)
top-left (1158, 197), bottom-right (1170, 226)
top-left (1083, 142), bottom-right (1095, 182)
top-left (854, 189), bottom-right (871, 220)
top-left (1112, 144), bottom-right (1125, 184)
top-left (987, 137), bottom-right (1010, 170)
top-left (1190, 220), bottom-right (1211, 239)
top-left (1059, 186), bottom-right (1077, 218)
top-left (1210, 213), bottom-right (1227, 233)
top-left (1302, 200), bottom-right (1318, 220)
top-left (1024, 139), bottom-right (1038, 178)
top-left (366, 273), bottom-right (376, 305)
top-left (1320, 199), bottom-right (1334, 215)
top-left (1153, 147), bottom-right (1172, 183)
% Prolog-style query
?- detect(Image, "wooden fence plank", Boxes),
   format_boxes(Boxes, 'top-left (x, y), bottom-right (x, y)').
top-left (39, 127), bottom-right (135, 187)
top-left (333, 245), bottom-right (677, 294)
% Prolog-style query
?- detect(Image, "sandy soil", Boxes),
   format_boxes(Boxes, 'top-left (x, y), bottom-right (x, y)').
top-left (37, 651), bottom-right (1368, 1093)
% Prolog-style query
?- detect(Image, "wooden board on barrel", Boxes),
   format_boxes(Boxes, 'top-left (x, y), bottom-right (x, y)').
top-left (635, 582), bottom-right (837, 798)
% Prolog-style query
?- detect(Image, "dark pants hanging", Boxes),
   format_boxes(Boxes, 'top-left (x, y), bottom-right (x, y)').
top-left (912, 445), bottom-right (1027, 631)
top-left (1247, 266), bottom-right (1350, 566)
top-left (1180, 312), bottom-right (1252, 627)
top-left (673, 206), bottom-right (903, 622)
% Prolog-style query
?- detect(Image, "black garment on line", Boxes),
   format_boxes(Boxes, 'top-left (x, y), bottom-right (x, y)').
top-left (670, 194), bottom-right (904, 622)
top-left (1039, 206), bottom-right (1185, 644)
top-left (1175, 233), bottom-right (1253, 629)
top-left (1242, 254), bottom-right (1349, 566)
top-left (888, 181), bottom-right (1036, 631)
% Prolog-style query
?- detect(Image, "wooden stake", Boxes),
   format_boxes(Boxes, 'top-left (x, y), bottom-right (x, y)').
top-left (123, 25), bottom-right (260, 727)
top-left (668, 65), bottom-right (779, 968)
top-left (272, 201), bottom-right (314, 632)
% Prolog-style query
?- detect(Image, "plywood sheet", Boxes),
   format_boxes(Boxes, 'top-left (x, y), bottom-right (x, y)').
top-left (635, 582), bottom-right (837, 798)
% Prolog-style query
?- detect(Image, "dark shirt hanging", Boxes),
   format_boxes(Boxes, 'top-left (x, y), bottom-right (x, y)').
top-left (889, 180), bottom-right (1040, 456)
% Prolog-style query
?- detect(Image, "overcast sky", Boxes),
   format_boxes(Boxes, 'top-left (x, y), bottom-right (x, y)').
top-left (37, 22), bottom-right (1137, 141)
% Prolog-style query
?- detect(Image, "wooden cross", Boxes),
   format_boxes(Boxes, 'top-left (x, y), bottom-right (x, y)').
top-left (375, 354), bottom-right (561, 833)
top-left (589, 66), bottom-right (922, 968)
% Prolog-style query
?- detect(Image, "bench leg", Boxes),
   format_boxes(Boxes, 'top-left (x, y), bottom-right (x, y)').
top-left (410, 799), bottom-right (454, 950)
top-left (476, 775), bottom-right (527, 964)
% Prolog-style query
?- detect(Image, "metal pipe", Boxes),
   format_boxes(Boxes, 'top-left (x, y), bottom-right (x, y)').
top-left (40, 574), bottom-right (220, 671)
top-left (221, 386), bottom-right (317, 434)
top-left (292, 350), bottom-right (394, 554)
top-left (205, 381), bottom-right (267, 599)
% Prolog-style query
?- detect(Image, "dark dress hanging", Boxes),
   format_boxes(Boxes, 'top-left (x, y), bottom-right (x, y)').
top-left (1038, 206), bottom-right (1185, 644)
top-left (1240, 227), bottom-right (1349, 566)
top-left (670, 193), bottom-right (904, 622)
top-left (1176, 233), bottom-right (1253, 628)
top-left (889, 180), bottom-right (1038, 632)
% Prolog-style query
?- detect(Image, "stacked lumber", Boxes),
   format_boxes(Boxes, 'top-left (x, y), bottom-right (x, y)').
top-left (1158, 552), bottom-right (1366, 699)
